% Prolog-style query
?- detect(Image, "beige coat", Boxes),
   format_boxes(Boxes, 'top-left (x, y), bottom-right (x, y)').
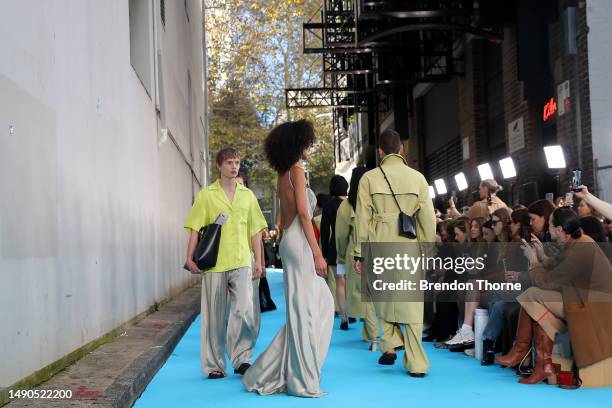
top-left (335, 199), bottom-right (367, 317)
top-left (354, 154), bottom-right (436, 323)
top-left (528, 234), bottom-right (612, 368)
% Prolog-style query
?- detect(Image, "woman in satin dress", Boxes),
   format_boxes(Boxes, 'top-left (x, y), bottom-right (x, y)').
top-left (242, 119), bottom-right (334, 397)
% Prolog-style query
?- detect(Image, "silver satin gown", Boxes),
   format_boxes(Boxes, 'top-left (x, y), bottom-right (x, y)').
top-left (242, 187), bottom-right (334, 397)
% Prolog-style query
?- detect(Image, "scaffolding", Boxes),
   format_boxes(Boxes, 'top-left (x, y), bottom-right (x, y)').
top-left (287, 0), bottom-right (504, 159)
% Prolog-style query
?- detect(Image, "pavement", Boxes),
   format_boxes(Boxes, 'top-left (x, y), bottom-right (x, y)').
top-left (4, 283), bottom-right (201, 408)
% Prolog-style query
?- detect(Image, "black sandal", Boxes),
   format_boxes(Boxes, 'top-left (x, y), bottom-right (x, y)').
top-left (378, 352), bottom-right (397, 365)
top-left (234, 363), bottom-right (251, 375)
top-left (208, 371), bottom-right (225, 379)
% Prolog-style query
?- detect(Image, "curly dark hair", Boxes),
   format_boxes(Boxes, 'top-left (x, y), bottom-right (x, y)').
top-left (264, 119), bottom-right (315, 174)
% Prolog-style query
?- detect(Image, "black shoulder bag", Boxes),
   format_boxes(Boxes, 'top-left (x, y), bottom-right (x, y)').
top-left (184, 222), bottom-right (223, 272)
top-left (379, 166), bottom-right (419, 239)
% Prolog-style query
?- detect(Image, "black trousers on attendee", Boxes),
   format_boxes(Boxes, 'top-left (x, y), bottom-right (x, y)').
top-left (259, 276), bottom-right (276, 312)
top-left (427, 268), bottom-right (460, 341)
top-left (431, 298), bottom-right (459, 341)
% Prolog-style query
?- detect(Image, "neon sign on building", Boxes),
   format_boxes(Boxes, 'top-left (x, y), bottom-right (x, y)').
top-left (543, 97), bottom-right (558, 121)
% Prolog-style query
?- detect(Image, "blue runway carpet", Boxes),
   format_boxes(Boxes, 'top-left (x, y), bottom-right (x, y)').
top-left (135, 270), bottom-right (612, 408)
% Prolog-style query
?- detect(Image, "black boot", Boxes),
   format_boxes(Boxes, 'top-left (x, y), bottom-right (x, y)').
top-left (481, 339), bottom-right (495, 366)
top-left (258, 277), bottom-right (276, 312)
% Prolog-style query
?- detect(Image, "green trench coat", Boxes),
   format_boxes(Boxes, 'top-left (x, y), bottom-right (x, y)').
top-left (354, 153), bottom-right (436, 324)
top-left (335, 199), bottom-right (367, 318)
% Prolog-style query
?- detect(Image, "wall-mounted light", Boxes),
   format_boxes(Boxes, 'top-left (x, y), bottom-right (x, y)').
top-left (544, 145), bottom-right (566, 169)
top-left (499, 157), bottom-right (517, 179)
top-left (477, 163), bottom-right (494, 181)
top-left (429, 185), bottom-right (436, 199)
top-left (454, 172), bottom-right (468, 191)
top-left (434, 178), bottom-right (447, 195)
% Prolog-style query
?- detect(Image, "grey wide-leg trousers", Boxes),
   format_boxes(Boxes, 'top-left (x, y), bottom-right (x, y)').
top-left (200, 267), bottom-right (259, 375)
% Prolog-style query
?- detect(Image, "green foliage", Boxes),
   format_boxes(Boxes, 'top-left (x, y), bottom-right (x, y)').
top-left (205, 0), bottom-right (335, 211)
top-left (208, 85), bottom-right (276, 197)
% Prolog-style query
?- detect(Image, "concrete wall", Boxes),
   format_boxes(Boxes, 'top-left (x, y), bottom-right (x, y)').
top-left (586, 0), bottom-right (612, 201)
top-left (0, 0), bottom-right (207, 388)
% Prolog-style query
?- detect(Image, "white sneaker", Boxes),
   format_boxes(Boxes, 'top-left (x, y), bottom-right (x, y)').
top-left (461, 328), bottom-right (475, 344)
top-left (445, 327), bottom-right (475, 346)
top-left (444, 329), bottom-right (465, 346)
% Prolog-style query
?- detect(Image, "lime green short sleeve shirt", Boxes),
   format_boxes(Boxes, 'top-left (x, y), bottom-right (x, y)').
top-left (183, 180), bottom-right (268, 273)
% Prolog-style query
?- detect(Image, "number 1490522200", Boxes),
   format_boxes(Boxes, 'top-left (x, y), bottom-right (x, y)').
top-left (9, 389), bottom-right (73, 400)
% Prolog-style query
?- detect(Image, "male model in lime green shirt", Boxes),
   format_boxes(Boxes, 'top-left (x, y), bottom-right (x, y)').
top-left (184, 148), bottom-right (268, 379)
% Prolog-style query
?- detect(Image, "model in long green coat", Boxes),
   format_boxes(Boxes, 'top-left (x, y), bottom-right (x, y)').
top-left (354, 140), bottom-right (436, 375)
top-left (335, 198), bottom-right (380, 346)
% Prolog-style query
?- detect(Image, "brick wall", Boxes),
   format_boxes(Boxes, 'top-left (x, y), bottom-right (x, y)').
top-left (407, 0), bottom-right (596, 207)
top-left (456, 41), bottom-right (483, 205)
top-left (548, 1), bottom-right (594, 192)
top-left (455, 0), bottom-right (594, 206)
top-left (501, 26), bottom-right (543, 203)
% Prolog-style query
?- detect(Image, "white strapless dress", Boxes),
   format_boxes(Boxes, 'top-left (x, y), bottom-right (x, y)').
top-left (242, 188), bottom-right (334, 397)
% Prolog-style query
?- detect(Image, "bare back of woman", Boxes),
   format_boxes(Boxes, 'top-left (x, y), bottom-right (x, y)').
top-left (243, 163), bottom-right (334, 398)
top-left (277, 165), bottom-right (302, 230)
top-left (242, 119), bottom-right (334, 397)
